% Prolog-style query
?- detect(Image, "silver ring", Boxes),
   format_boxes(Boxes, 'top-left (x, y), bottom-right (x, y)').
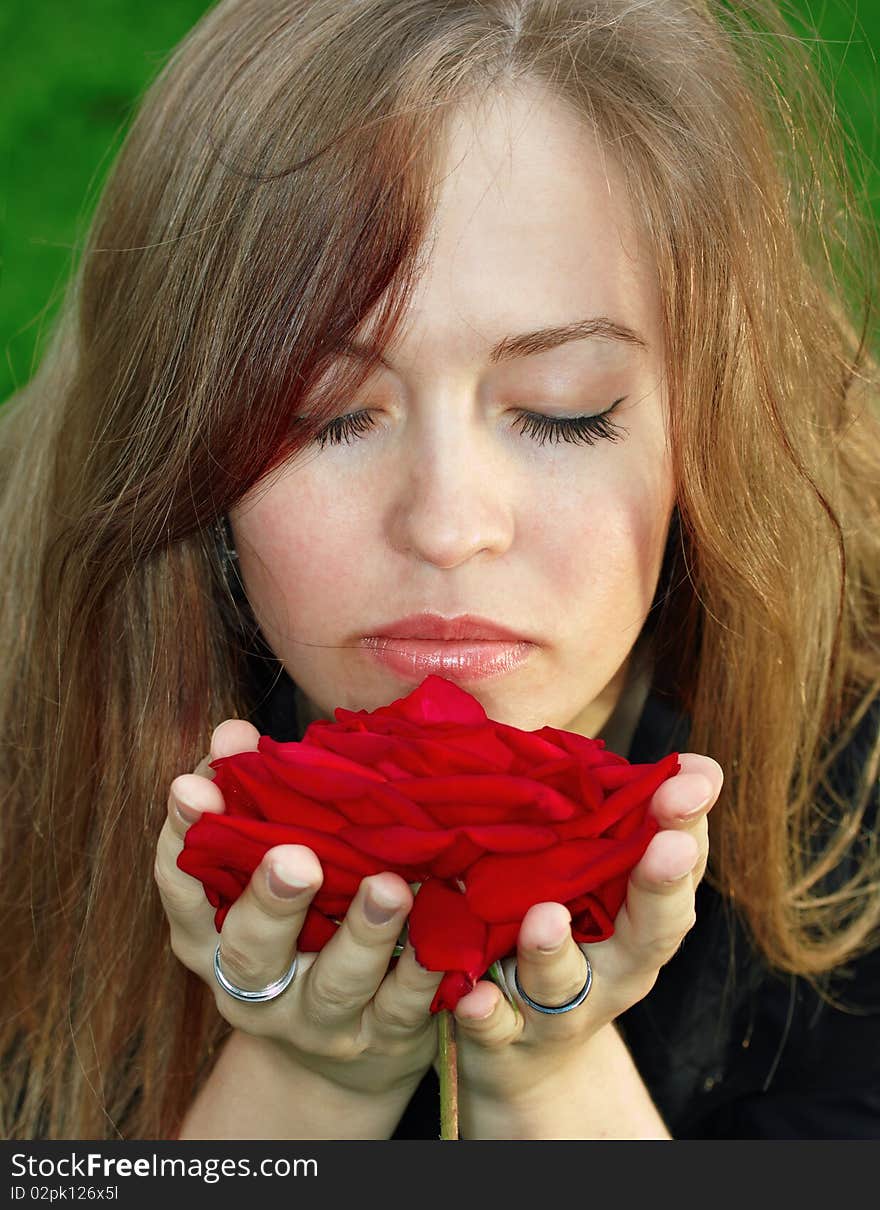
top-left (513, 953), bottom-right (593, 1015)
top-left (213, 943), bottom-right (298, 1003)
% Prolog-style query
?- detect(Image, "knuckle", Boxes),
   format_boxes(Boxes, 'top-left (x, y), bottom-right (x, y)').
top-left (464, 1024), bottom-right (509, 1050)
top-left (321, 1026), bottom-right (359, 1058)
top-left (649, 913), bottom-right (696, 963)
top-left (152, 853), bottom-right (167, 889)
top-left (168, 929), bottom-right (197, 967)
top-left (153, 856), bottom-right (201, 916)
top-left (651, 923), bottom-right (692, 954)
top-left (216, 940), bottom-right (266, 988)
top-left (249, 882), bottom-right (300, 924)
top-left (304, 980), bottom-right (353, 1027)
top-left (370, 998), bottom-right (417, 1034)
top-left (387, 948), bottom-right (443, 998)
top-left (627, 907), bottom-right (694, 960)
top-left (300, 1021), bottom-right (361, 1061)
top-left (398, 968), bottom-right (442, 999)
top-left (688, 820), bottom-right (708, 849)
top-left (323, 1035), bottom-right (362, 1062)
top-left (668, 933), bottom-right (690, 961)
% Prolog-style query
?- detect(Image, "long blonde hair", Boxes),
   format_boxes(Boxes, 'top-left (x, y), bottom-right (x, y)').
top-left (2, 0), bottom-right (878, 1139)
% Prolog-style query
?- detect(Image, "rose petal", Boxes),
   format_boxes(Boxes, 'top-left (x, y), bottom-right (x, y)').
top-left (401, 773), bottom-right (578, 821)
top-left (408, 879), bottom-right (489, 974)
top-left (464, 817), bottom-right (659, 923)
top-left (430, 970), bottom-right (476, 1014)
top-left (180, 675), bottom-right (684, 1015)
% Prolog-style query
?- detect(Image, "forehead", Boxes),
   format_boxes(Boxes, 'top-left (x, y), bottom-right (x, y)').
top-left (352, 85), bottom-right (659, 374)
top-left (434, 84), bottom-right (647, 251)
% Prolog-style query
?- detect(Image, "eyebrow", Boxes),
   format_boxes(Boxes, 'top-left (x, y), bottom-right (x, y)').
top-left (335, 317), bottom-right (649, 369)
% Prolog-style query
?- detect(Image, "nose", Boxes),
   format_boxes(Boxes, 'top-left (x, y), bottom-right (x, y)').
top-left (387, 409), bottom-right (516, 569)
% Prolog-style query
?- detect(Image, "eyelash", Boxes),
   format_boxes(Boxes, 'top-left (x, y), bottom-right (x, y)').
top-left (312, 397), bottom-right (628, 449)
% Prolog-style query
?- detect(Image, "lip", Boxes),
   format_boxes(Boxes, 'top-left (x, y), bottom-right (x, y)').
top-left (363, 611), bottom-right (536, 643)
top-left (359, 636), bottom-right (535, 682)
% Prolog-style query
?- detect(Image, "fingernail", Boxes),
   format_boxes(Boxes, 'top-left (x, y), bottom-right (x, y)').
top-left (364, 885), bottom-right (402, 926)
top-left (461, 1001), bottom-right (495, 1021)
top-left (533, 907), bottom-right (571, 953)
top-left (679, 794), bottom-right (712, 819)
top-left (176, 801), bottom-right (202, 825)
top-left (662, 858), bottom-right (698, 884)
top-left (267, 861), bottom-right (313, 899)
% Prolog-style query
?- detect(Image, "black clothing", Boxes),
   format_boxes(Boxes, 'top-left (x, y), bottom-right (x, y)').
top-left (250, 663), bottom-right (880, 1140)
top-left (612, 690), bottom-right (880, 1140)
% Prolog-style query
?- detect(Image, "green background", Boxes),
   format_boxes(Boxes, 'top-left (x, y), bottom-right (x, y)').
top-left (1, 1), bottom-right (877, 404)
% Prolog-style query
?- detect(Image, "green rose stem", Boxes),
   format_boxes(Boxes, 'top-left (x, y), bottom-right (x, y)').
top-left (436, 962), bottom-right (517, 1140)
top-left (397, 908), bottom-right (459, 1139)
top-left (438, 1010), bottom-right (459, 1140)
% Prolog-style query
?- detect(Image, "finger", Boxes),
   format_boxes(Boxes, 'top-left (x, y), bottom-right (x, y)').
top-left (367, 941), bottom-right (444, 1036)
top-left (650, 754), bottom-right (722, 826)
top-left (651, 774), bottom-right (710, 886)
top-left (194, 718), bottom-right (262, 779)
top-left (154, 774), bottom-right (226, 933)
top-left (453, 979), bottom-right (520, 1047)
top-left (156, 720), bottom-right (268, 974)
top-left (156, 716), bottom-right (260, 914)
top-left (169, 772), bottom-right (225, 832)
top-left (300, 872), bottom-right (413, 1028)
top-left (214, 843), bottom-right (323, 993)
top-left (159, 718), bottom-right (261, 926)
top-left (649, 755), bottom-right (722, 886)
top-left (609, 828), bottom-right (699, 980)
top-left (512, 902), bottom-right (591, 1016)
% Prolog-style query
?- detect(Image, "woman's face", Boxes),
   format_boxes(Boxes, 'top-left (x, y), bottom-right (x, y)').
top-left (230, 83), bottom-right (674, 739)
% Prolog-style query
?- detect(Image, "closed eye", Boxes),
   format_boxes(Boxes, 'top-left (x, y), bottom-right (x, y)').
top-left (511, 398), bottom-right (628, 446)
top-left (311, 397), bottom-right (629, 449)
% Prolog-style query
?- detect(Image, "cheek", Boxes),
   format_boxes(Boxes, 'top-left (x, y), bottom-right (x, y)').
top-left (233, 476), bottom-right (369, 633)
top-left (528, 462), bottom-right (671, 618)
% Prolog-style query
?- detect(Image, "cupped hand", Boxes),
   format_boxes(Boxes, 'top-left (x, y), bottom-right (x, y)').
top-left (447, 752), bottom-right (724, 1103)
top-left (153, 719), bottom-right (443, 1098)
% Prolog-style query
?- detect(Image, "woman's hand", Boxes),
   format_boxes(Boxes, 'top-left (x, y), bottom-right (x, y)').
top-left (446, 752), bottom-right (724, 1113)
top-left (153, 719), bottom-right (443, 1100)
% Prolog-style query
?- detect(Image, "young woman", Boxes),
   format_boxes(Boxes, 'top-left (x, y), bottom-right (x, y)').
top-left (2, 0), bottom-right (878, 1140)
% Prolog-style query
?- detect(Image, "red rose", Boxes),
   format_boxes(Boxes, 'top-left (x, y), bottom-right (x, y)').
top-left (178, 675), bottom-right (679, 1011)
